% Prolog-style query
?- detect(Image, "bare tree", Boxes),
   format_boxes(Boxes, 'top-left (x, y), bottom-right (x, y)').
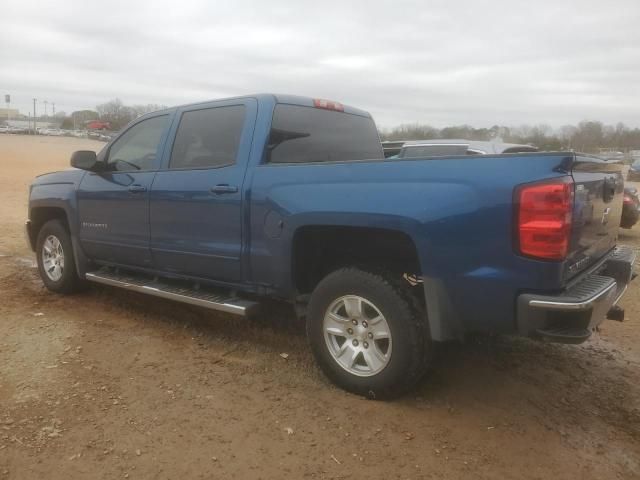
top-left (96, 98), bottom-right (135, 130)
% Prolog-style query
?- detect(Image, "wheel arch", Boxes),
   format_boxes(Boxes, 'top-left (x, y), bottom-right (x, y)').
top-left (291, 224), bottom-right (423, 296)
top-left (29, 204), bottom-right (89, 278)
top-left (29, 206), bottom-right (70, 249)
top-left (289, 223), bottom-right (459, 342)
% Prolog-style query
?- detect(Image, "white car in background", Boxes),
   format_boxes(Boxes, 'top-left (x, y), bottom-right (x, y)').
top-left (395, 139), bottom-right (538, 158)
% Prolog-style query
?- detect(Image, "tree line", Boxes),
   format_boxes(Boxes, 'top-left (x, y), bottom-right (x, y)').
top-left (379, 121), bottom-right (640, 153)
top-left (61, 99), bottom-right (167, 130)
top-left (59, 98), bottom-right (640, 154)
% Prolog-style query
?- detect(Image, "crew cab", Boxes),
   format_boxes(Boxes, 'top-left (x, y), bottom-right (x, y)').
top-left (26, 94), bottom-right (635, 398)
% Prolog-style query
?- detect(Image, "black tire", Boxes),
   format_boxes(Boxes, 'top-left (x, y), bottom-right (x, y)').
top-left (307, 267), bottom-right (430, 399)
top-left (35, 219), bottom-right (85, 294)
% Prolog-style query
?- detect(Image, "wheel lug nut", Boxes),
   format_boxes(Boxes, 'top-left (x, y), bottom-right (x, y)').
top-left (351, 319), bottom-right (358, 325)
top-left (363, 341), bottom-right (369, 348)
top-left (362, 321), bottom-right (368, 328)
top-left (347, 328), bottom-right (353, 335)
top-left (368, 332), bottom-right (373, 339)
top-left (352, 339), bottom-right (359, 347)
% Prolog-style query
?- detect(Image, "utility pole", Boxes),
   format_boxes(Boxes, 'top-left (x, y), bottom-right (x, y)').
top-left (4, 94), bottom-right (9, 125)
top-left (33, 98), bottom-right (37, 134)
top-left (43, 100), bottom-right (48, 118)
top-left (52, 102), bottom-right (55, 117)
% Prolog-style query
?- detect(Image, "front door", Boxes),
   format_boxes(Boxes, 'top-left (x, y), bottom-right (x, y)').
top-left (150, 99), bottom-right (256, 282)
top-left (77, 113), bottom-right (172, 267)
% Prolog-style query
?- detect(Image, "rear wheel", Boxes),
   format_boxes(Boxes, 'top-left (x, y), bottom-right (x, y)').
top-left (36, 219), bottom-right (85, 293)
top-left (307, 267), bottom-right (430, 399)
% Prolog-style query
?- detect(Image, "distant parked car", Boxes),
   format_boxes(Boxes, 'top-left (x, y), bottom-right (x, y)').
top-left (393, 139), bottom-right (538, 159)
top-left (0, 126), bottom-right (28, 134)
top-left (86, 120), bottom-right (111, 130)
top-left (71, 130), bottom-right (88, 138)
top-left (381, 140), bottom-right (406, 158)
top-left (627, 160), bottom-right (640, 181)
top-left (621, 186), bottom-right (640, 229)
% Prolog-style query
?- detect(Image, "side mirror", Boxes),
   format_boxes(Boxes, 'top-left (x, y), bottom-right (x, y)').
top-left (70, 150), bottom-right (98, 171)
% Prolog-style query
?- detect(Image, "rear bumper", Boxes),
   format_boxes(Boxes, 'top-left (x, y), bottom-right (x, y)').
top-left (516, 245), bottom-right (636, 343)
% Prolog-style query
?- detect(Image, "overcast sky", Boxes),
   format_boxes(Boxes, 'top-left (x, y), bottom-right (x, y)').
top-left (1, 0), bottom-right (639, 129)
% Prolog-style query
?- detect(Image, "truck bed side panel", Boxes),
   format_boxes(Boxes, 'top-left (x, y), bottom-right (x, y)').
top-left (248, 153), bottom-right (574, 336)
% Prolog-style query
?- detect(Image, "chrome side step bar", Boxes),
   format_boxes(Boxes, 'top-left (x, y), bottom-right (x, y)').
top-left (85, 270), bottom-right (257, 316)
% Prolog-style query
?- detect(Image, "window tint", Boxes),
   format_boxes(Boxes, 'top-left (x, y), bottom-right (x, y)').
top-left (107, 115), bottom-right (168, 171)
top-left (267, 104), bottom-right (383, 163)
top-left (170, 106), bottom-right (246, 169)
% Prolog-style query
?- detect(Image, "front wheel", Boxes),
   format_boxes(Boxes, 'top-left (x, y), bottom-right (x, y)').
top-left (36, 219), bottom-right (85, 294)
top-left (307, 267), bottom-right (430, 399)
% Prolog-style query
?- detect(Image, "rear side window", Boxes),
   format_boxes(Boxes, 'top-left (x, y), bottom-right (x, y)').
top-left (170, 105), bottom-right (245, 169)
top-left (267, 104), bottom-right (383, 163)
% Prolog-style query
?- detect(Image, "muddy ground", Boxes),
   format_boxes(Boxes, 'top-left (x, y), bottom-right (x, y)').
top-left (0, 134), bottom-right (639, 479)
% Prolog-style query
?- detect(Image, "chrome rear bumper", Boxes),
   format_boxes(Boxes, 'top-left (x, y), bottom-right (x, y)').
top-left (517, 245), bottom-right (635, 343)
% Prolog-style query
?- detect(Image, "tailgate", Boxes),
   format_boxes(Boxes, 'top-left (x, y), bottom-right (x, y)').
top-left (566, 155), bottom-right (624, 278)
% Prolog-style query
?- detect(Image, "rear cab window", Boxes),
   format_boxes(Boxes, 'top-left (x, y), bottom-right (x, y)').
top-left (267, 104), bottom-right (383, 164)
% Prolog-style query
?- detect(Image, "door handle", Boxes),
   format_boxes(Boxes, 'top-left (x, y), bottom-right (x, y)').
top-left (210, 184), bottom-right (238, 194)
top-left (128, 184), bottom-right (147, 193)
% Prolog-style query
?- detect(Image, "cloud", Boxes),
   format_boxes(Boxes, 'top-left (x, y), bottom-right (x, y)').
top-left (1, 0), bottom-right (639, 128)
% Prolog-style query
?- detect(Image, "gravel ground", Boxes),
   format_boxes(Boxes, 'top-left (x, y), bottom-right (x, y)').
top-left (0, 135), bottom-right (639, 479)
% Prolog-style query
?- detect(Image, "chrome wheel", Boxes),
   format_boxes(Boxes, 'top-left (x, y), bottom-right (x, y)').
top-left (323, 295), bottom-right (392, 377)
top-left (41, 235), bottom-right (65, 282)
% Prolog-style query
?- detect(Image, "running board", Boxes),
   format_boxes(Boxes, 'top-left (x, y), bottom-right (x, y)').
top-left (85, 269), bottom-right (257, 316)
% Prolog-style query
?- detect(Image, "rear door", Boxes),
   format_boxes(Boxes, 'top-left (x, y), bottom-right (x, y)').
top-left (77, 113), bottom-right (172, 267)
top-left (566, 155), bottom-right (624, 277)
top-left (149, 98), bottom-right (256, 282)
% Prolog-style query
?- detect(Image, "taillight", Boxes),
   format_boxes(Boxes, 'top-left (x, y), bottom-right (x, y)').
top-left (313, 98), bottom-right (344, 112)
top-left (624, 195), bottom-right (633, 205)
top-left (515, 177), bottom-right (573, 261)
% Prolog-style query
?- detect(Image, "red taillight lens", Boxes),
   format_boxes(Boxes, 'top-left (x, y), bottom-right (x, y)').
top-left (515, 177), bottom-right (573, 260)
top-left (313, 98), bottom-right (344, 112)
top-left (623, 195), bottom-right (633, 205)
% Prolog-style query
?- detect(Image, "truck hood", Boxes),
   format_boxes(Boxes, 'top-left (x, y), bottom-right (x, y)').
top-left (32, 168), bottom-right (86, 186)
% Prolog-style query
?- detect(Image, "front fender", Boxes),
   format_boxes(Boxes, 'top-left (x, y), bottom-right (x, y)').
top-left (28, 169), bottom-right (88, 276)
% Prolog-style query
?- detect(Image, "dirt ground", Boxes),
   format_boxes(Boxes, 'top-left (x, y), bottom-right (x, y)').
top-left (0, 135), bottom-right (639, 479)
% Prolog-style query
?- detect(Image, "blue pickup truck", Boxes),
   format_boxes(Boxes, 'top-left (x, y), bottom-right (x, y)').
top-left (26, 94), bottom-right (635, 398)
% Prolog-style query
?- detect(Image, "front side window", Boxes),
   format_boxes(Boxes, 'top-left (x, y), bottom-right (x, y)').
top-left (267, 104), bottom-right (383, 164)
top-left (170, 105), bottom-right (246, 169)
top-left (106, 115), bottom-right (169, 171)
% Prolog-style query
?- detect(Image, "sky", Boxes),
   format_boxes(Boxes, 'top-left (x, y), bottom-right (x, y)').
top-left (1, 0), bottom-right (639, 129)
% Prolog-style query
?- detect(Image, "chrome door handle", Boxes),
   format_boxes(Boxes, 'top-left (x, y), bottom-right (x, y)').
top-left (128, 184), bottom-right (147, 193)
top-left (210, 184), bottom-right (238, 194)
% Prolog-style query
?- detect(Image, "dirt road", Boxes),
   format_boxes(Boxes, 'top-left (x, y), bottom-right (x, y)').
top-left (0, 135), bottom-right (639, 479)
